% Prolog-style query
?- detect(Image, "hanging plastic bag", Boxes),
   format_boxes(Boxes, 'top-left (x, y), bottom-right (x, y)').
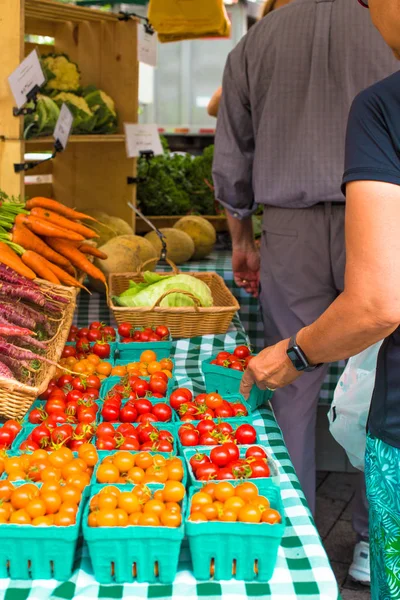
top-left (328, 342), bottom-right (382, 471)
top-left (148, 0), bottom-right (231, 43)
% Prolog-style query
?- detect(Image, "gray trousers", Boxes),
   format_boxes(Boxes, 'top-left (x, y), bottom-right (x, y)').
top-left (259, 203), bottom-right (369, 539)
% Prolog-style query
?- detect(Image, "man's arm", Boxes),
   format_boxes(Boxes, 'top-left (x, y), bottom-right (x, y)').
top-left (241, 180), bottom-right (400, 394)
top-left (207, 87), bottom-right (222, 118)
top-left (225, 211), bottom-right (259, 297)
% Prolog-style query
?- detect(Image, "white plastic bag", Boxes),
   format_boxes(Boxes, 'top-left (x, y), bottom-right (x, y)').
top-left (328, 342), bottom-right (382, 471)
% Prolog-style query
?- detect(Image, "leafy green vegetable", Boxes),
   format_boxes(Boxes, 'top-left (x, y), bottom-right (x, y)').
top-left (24, 94), bottom-right (60, 139)
top-left (137, 138), bottom-right (218, 216)
top-left (113, 272), bottom-right (213, 308)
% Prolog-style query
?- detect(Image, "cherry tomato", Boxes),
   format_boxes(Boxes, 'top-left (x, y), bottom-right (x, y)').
top-left (249, 460), bottom-right (270, 478)
top-left (230, 361), bottom-right (244, 372)
top-left (103, 326), bottom-right (116, 341)
top-left (78, 327), bottom-right (90, 338)
top-left (119, 404), bottom-right (138, 423)
top-left (87, 329), bottom-right (103, 342)
top-left (155, 325), bottom-right (169, 339)
top-left (51, 424), bottom-right (74, 445)
top-left (218, 467), bottom-right (235, 480)
top-left (118, 323), bottom-right (133, 339)
top-left (197, 420), bottom-right (216, 436)
top-left (210, 446), bottom-right (230, 468)
top-left (77, 406), bottom-right (97, 424)
top-left (0, 429), bottom-right (13, 449)
top-left (44, 398), bottom-right (66, 414)
top-left (178, 428), bottom-right (199, 446)
top-left (96, 436), bottom-right (117, 450)
top-left (120, 436), bottom-right (140, 451)
top-left (152, 403), bottom-right (172, 422)
top-left (194, 393), bottom-right (207, 405)
top-left (235, 424), bottom-right (257, 445)
top-left (169, 388), bottom-right (192, 411)
top-left (214, 422), bottom-right (233, 436)
top-left (196, 463), bottom-right (219, 481)
top-left (189, 453), bottom-right (210, 472)
top-left (116, 423), bottom-right (137, 438)
top-left (199, 433), bottom-right (217, 446)
top-left (205, 393), bottom-right (223, 410)
top-left (214, 403), bottom-right (234, 419)
top-left (245, 446), bottom-right (268, 460)
top-left (101, 403), bottom-right (120, 422)
top-left (76, 337), bottom-right (90, 353)
top-left (231, 403), bottom-right (248, 417)
top-left (134, 399), bottom-right (152, 414)
top-left (3, 419), bottom-right (22, 439)
top-left (31, 424), bottom-right (51, 448)
top-left (29, 408), bottom-right (45, 425)
top-left (57, 374), bottom-right (74, 388)
top-left (92, 342), bottom-right (111, 359)
top-left (223, 442), bottom-right (240, 462)
top-left (233, 345), bottom-right (251, 360)
top-left (66, 389), bottom-right (83, 403)
top-left (132, 380), bottom-right (150, 398)
top-left (72, 377), bottom-right (87, 393)
top-left (96, 423), bottom-right (115, 438)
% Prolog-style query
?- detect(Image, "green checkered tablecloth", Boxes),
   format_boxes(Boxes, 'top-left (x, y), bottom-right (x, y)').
top-left (0, 312), bottom-right (340, 600)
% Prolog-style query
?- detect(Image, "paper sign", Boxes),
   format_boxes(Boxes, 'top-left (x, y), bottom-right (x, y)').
top-left (53, 103), bottom-right (73, 150)
top-left (8, 50), bottom-right (45, 109)
top-left (124, 123), bottom-right (163, 158)
top-left (138, 24), bottom-right (157, 67)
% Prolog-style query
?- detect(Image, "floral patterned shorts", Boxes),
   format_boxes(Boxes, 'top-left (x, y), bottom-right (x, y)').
top-left (365, 433), bottom-right (400, 600)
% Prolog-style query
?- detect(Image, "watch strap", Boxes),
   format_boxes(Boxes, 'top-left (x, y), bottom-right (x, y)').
top-left (287, 334), bottom-right (322, 372)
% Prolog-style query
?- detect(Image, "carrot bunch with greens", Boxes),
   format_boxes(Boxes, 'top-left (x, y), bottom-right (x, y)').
top-left (0, 193), bottom-right (107, 289)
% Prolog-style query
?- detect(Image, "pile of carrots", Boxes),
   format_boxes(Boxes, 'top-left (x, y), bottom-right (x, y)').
top-left (0, 195), bottom-right (108, 289)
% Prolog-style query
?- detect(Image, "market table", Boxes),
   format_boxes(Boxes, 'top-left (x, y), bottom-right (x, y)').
top-left (0, 300), bottom-right (340, 600)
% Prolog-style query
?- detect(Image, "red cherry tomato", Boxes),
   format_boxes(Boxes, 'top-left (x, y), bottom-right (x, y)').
top-left (235, 424), bottom-right (257, 445)
top-left (119, 436), bottom-right (140, 451)
top-left (132, 380), bottom-right (150, 398)
top-left (223, 442), bottom-right (240, 462)
top-left (231, 403), bottom-right (248, 417)
top-left (149, 378), bottom-right (167, 397)
top-left (134, 399), bottom-right (153, 415)
top-left (152, 403), bottom-right (172, 422)
top-left (0, 429), bottom-right (13, 449)
top-left (103, 326), bottom-right (116, 341)
top-left (217, 467), bottom-right (235, 480)
top-left (210, 446), bottom-right (231, 468)
top-left (66, 389), bottom-right (83, 403)
top-left (199, 433), bottom-right (217, 446)
top-left (119, 404), bottom-right (138, 423)
top-left (96, 436), bottom-right (117, 450)
top-left (96, 422), bottom-right (116, 438)
top-left (116, 423), bottom-right (137, 437)
top-left (51, 424), bottom-right (73, 445)
top-left (197, 420), bottom-right (216, 436)
top-left (118, 322), bottom-right (133, 339)
top-left (87, 329), bottom-right (103, 342)
top-left (230, 361), bottom-right (244, 372)
top-left (78, 327), bottom-right (90, 338)
top-left (233, 345), bottom-right (251, 360)
top-left (189, 453), bottom-right (211, 472)
top-left (245, 446), bottom-right (268, 460)
top-left (249, 460), bottom-right (270, 478)
top-left (137, 413), bottom-right (158, 425)
top-left (76, 337), bottom-right (90, 353)
top-left (169, 389), bottom-right (192, 411)
top-left (92, 341), bottom-right (111, 359)
top-left (155, 325), bottom-right (169, 339)
top-left (61, 346), bottom-right (77, 359)
top-left (72, 377), bottom-right (87, 393)
top-left (196, 463), bottom-right (219, 481)
top-left (31, 424), bottom-right (51, 448)
top-left (178, 428), bottom-right (199, 446)
top-left (101, 403), bottom-right (120, 422)
top-left (214, 402), bottom-right (234, 419)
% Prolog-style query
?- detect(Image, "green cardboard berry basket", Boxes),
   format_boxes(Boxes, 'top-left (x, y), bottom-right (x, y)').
top-left (202, 357), bottom-right (273, 411)
top-left (176, 416), bottom-right (259, 456)
top-left (116, 332), bottom-right (173, 362)
top-left (0, 482), bottom-right (86, 580)
top-left (186, 479), bottom-right (285, 582)
top-left (183, 444), bottom-right (280, 488)
top-left (172, 393), bottom-right (251, 422)
top-left (83, 482), bottom-right (186, 584)
top-left (96, 421), bottom-right (178, 454)
top-left (93, 449), bottom-right (187, 487)
top-left (100, 375), bottom-right (176, 401)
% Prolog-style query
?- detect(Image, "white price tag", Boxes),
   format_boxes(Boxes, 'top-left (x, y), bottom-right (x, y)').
top-left (124, 123), bottom-right (163, 158)
top-left (8, 50), bottom-right (45, 109)
top-left (53, 103), bottom-right (73, 150)
top-left (138, 24), bottom-right (157, 67)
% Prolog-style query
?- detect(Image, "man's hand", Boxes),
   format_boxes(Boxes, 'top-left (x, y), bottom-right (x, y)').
top-left (240, 339), bottom-right (302, 398)
top-left (232, 246), bottom-right (260, 298)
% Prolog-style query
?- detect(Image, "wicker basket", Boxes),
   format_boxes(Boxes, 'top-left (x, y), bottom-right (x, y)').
top-left (0, 281), bottom-right (76, 421)
top-left (108, 262), bottom-right (240, 338)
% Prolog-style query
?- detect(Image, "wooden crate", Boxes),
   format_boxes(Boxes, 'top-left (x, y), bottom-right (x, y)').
top-left (0, 0), bottom-right (139, 227)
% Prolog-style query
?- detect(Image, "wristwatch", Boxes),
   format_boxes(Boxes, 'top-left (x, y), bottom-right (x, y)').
top-left (286, 334), bottom-right (322, 372)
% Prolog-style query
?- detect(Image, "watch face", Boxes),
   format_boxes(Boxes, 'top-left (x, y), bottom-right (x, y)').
top-left (287, 346), bottom-right (305, 371)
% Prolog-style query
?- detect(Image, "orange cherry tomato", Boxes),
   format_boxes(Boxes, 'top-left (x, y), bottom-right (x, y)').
top-left (53, 512), bottom-right (76, 526)
top-left (111, 365), bottom-right (126, 377)
top-left (10, 509), bottom-right (31, 524)
top-left (160, 509), bottom-right (181, 527)
top-left (42, 491), bottom-right (63, 514)
top-left (235, 482), bottom-right (259, 503)
top-left (191, 492), bottom-right (213, 508)
top-left (113, 451), bottom-right (135, 473)
top-left (97, 493), bottom-right (118, 511)
top-left (97, 362), bottom-right (113, 376)
top-left (26, 498), bottom-right (47, 519)
top-left (138, 512), bottom-right (160, 526)
top-left (135, 452), bottom-right (154, 470)
top-left (143, 499), bottom-right (165, 517)
top-left (129, 512), bottom-right (141, 525)
top-left (140, 350), bottom-right (157, 364)
top-left (96, 464), bottom-right (119, 484)
top-left (261, 508), bottom-right (281, 525)
top-left (159, 358), bottom-right (173, 372)
top-left (127, 467), bottom-right (145, 484)
top-left (238, 505), bottom-right (262, 523)
top-left (11, 483), bottom-right (40, 509)
top-left (189, 512), bottom-right (207, 522)
top-left (214, 482), bottom-right (235, 503)
top-left (162, 481), bottom-right (185, 503)
top-left (118, 492), bottom-right (140, 514)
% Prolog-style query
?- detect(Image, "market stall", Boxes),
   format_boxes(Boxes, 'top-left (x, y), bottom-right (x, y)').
top-left (0, 303), bottom-right (339, 599)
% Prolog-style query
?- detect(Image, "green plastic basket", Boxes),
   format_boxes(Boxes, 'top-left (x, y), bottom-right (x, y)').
top-left (116, 332), bottom-right (172, 362)
top-left (100, 375), bottom-right (176, 401)
top-left (202, 357), bottom-right (273, 411)
top-left (172, 393), bottom-right (251, 422)
top-left (83, 483), bottom-right (186, 584)
top-left (96, 421), bottom-right (178, 454)
top-left (0, 484), bottom-right (86, 580)
top-left (186, 480), bottom-right (285, 582)
top-left (183, 444), bottom-right (280, 487)
top-left (93, 450), bottom-right (187, 486)
top-left (176, 416), bottom-right (258, 456)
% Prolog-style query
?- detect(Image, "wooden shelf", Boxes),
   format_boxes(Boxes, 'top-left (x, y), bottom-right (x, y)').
top-left (25, 0), bottom-right (122, 23)
top-left (26, 134), bottom-right (126, 145)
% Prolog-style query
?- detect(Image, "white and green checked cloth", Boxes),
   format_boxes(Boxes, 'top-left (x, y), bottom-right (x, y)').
top-left (0, 320), bottom-right (340, 600)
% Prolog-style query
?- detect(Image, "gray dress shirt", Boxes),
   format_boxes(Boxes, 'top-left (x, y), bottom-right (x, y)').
top-left (213, 0), bottom-right (398, 218)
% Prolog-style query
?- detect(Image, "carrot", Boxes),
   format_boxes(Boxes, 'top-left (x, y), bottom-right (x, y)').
top-left (21, 251), bottom-right (61, 285)
top-left (29, 207), bottom-right (98, 239)
top-left (12, 224), bottom-right (72, 268)
top-left (25, 198), bottom-right (98, 223)
top-left (15, 214), bottom-right (85, 242)
top-left (77, 244), bottom-right (108, 260)
top-left (30, 254), bottom-right (89, 291)
top-left (45, 238), bottom-right (106, 285)
top-left (0, 242), bottom-right (36, 279)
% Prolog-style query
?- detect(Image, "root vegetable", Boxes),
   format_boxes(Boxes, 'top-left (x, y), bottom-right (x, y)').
top-left (29, 207), bottom-right (98, 239)
top-left (25, 197), bottom-right (98, 222)
top-left (12, 224), bottom-right (72, 268)
top-left (0, 324), bottom-right (36, 337)
top-left (0, 338), bottom-right (58, 365)
top-left (0, 245), bottom-right (36, 279)
top-left (0, 361), bottom-right (15, 380)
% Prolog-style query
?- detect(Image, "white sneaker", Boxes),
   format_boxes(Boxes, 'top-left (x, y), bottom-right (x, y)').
top-left (348, 541), bottom-right (370, 586)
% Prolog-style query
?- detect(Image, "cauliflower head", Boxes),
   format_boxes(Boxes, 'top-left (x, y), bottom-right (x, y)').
top-left (42, 54), bottom-right (80, 93)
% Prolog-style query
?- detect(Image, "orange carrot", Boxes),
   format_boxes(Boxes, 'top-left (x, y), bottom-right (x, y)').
top-left (29, 207), bottom-right (98, 239)
top-left (44, 238), bottom-right (106, 284)
top-left (77, 244), bottom-right (108, 260)
top-left (12, 224), bottom-right (72, 268)
top-left (0, 242), bottom-right (36, 279)
top-left (35, 255), bottom-right (89, 290)
top-left (15, 214), bottom-right (85, 242)
top-left (25, 198), bottom-right (98, 222)
top-left (21, 251), bottom-right (61, 285)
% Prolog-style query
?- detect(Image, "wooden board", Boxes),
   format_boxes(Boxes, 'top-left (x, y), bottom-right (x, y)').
top-left (0, 0), bottom-right (139, 227)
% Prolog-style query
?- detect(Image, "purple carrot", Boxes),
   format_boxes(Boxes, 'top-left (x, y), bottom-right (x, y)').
top-left (43, 291), bottom-right (69, 305)
top-left (0, 360), bottom-right (16, 380)
top-left (0, 283), bottom-right (61, 313)
top-left (0, 298), bottom-right (54, 335)
top-left (0, 263), bottom-right (39, 290)
top-left (0, 324), bottom-right (35, 337)
top-left (0, 338), bottom-right (58, 366)
top-left (0, 354), bottom-right (26, 379)
top-left (8, 335), bottom-right (46, 351)
top-left (0, 301), bottom-right (37, 330)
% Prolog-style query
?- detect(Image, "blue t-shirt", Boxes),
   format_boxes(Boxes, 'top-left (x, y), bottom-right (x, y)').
top-left (342, 70), bottom-right (400, 448)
